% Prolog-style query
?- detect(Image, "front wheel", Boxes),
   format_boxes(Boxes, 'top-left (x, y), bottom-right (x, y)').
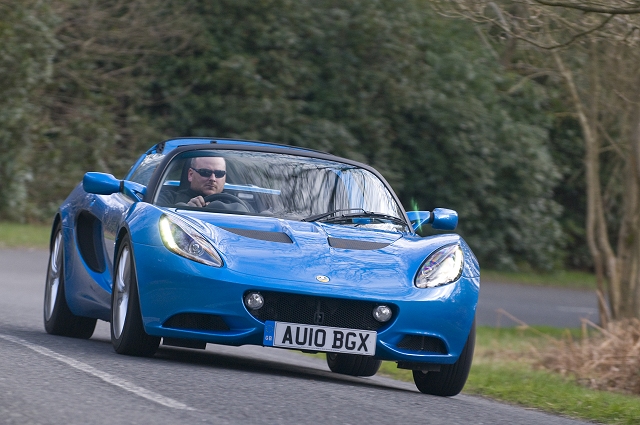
top-left (326, 353), bottom-right (381, 377)
top-left (43, 224), bottom-right (96, 338)
top-left (412, 320), bottom-right (476, 396)
top-left (111, 236), bottom-right (160, 357)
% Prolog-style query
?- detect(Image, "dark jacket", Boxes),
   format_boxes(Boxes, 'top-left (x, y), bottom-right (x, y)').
top-left (156, 187), bottom-right (201, 207)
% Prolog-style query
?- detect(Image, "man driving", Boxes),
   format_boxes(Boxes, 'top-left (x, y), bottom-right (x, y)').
top-left (158, 156), bottom-right (226, 207)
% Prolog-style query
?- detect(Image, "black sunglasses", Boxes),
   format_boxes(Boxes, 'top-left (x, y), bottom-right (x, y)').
top-left (191, 167), bottom-right (226, 178)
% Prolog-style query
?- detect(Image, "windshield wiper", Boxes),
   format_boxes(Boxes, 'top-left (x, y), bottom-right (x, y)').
top-left (302, 208), bottom-right (368, 222)
top-left (323, 212), bottom-right (408, 227)
top-left (304, 209), bottom-right (407, 227)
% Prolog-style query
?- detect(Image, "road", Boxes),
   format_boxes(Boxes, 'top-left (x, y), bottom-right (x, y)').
top-left (477, 281), bottom-right (599, 328)
top-left (0, 248), bottom-right (591, 424)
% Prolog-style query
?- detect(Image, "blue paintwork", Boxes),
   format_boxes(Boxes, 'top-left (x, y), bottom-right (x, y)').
top-left (406, 208), bottom-right (458, 231)
top-left (83, 172), bottom-right (121, 195)
top-left (83, 172), bottom-right (146, 202)
top-left (431, 208), bottom-right (458, 231)
top-left (56, 138), bottom-right (479, 365)
top-left (406, 211), bottom-right (431, 231)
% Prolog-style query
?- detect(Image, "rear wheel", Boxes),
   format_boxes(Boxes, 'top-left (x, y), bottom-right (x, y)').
top-left (412, 320), bottom-right (476, 396)
top-left (43, 224), bottom-right (97, 338)
top-left (111, 236), bottom-right (160, 357)
top-left (326, 353), bottom-right (381, 377)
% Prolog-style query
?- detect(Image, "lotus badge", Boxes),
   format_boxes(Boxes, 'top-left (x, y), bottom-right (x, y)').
top-left (315, 275), bottom-right (330, 283)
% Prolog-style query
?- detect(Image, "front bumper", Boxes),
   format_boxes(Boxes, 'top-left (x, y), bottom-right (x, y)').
top-left (133, 242), bottom-right (479, 365)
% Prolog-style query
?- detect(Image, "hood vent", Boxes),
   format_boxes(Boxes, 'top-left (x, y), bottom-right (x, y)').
top-left (328, 237), bottom-right (390, 250)
top-left (220, 226), bottom-right (293, 243)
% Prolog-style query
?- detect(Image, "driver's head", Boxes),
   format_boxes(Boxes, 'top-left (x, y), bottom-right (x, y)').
top-left (187, 156), bottom-right (226, 196)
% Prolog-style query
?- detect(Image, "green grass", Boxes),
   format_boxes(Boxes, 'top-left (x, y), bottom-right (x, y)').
top-left (482, 269), bottom-right (596, 290)
top-left (465, 363), bottom-right (640, 425)
top-left (0, 222), bottom-right (50, 249)
top-left (375, 326), bottom-right (640, 425)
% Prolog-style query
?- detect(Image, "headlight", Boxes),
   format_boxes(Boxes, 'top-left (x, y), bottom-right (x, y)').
top-left (415, 244), bottom-right (463, 288)
top-left (159, 214), bottom-right (222, 267)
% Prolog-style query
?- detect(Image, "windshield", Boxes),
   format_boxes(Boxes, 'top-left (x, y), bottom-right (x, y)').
top-left (128, 153), bottom-right (165, 185)
top-left (154, 149), bottom-right (406, 230)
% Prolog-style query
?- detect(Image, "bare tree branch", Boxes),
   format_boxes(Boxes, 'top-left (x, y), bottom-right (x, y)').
top-left (534, 0), bottom-right (640, 15)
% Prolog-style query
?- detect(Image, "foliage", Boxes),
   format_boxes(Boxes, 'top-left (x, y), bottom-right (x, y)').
top-left (440, 0), bottom-right (640, 319)
top-left (548, 114), bottom-right (592, 269)
top-left (0, 1), bottom-right (57, 221)
top-left (154, 0), bottom-right (564, 269)
top-left (1, 0), bottom-right (565, 270)
top-left (30, 0), bottom-right (198, 220)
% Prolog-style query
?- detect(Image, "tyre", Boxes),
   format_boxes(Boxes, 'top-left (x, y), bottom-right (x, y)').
top-left (412, 320), bottom-right (476, 396)
top-left (326, 353), bottom-right (381, 377)
top-left (43, 224), bottom-right (97, 338)
top-left (111, 236), bottom-right (160, 356)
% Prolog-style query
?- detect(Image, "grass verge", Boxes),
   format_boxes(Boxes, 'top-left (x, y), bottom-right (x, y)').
top-left (0, 222), bottom-right (50, 249)
top-left (482, 269), bottom-right (596, 290)
top-left (465, 362), bottom-right (640, 425)
top-left (376, 326), bottom-right (640, 425)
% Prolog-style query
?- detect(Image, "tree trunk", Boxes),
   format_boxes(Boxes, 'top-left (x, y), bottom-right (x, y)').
top-left (554, 46), bottom-right (640, 320)
top-left (619, 86), bottom-right (640, 317)
top-left (552, 49), bottom-right (620, 322)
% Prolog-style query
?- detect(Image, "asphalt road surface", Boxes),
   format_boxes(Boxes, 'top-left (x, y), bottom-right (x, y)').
top-left (477, 281), bottom-right (599, 328)
top-left (0, 248), bottom-right (592, 425)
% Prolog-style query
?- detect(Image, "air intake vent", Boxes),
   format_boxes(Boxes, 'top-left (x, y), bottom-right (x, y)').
top-left (163, 313), bottom-right (229, 332)
top-left (76, 211), bottom-right (106, 273)
top-left (397, 335), bottom-right (447, 354)
top-left (220, 227), bottom-right (293, 243)
top-left (327, 237), bottom-right (390, 250)
top-left (248, 291), bottom-right (392, 331)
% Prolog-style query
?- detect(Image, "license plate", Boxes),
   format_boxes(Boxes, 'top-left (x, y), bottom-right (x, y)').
top-left (263, 321), bottom-right (376, 356)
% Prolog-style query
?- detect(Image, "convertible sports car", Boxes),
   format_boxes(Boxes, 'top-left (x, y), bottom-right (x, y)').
top-left (44, 137), bottom-right (479, 396)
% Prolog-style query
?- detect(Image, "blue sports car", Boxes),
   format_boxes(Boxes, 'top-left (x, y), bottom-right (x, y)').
top-left (44, 138), bottom-right (479, 396)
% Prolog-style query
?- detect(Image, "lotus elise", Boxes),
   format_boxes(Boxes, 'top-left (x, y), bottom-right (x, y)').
top-left (43, 138), bottom-right (479, 396)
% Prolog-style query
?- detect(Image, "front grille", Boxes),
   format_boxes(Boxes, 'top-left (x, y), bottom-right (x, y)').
top-left (163, 313), bottom-right (230, 332)
top-left (397, 335), bottom-right (447, 354)
top-left (248, 291), bottom-right (388, 331)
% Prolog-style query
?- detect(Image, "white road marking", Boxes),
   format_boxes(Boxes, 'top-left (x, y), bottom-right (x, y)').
top-left (0, 333), bottom-right (194, 411)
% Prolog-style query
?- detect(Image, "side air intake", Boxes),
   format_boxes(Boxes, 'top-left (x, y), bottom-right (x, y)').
top-left (397, 335), bottom-right (448, 354)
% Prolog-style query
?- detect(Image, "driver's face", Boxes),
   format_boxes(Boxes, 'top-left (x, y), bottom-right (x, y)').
top-left (188, 157), bottom-right (226, 196)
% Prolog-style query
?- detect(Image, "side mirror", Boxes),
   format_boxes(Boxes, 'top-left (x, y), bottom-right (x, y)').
top-left (431, 208), bottom-right (458, 230)
top-left (406, 208), bottom-right (458, 232)
top-left (83, 172), bottom-right (120, 195)
top-left (83, 172), bottom-right (146, 202)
